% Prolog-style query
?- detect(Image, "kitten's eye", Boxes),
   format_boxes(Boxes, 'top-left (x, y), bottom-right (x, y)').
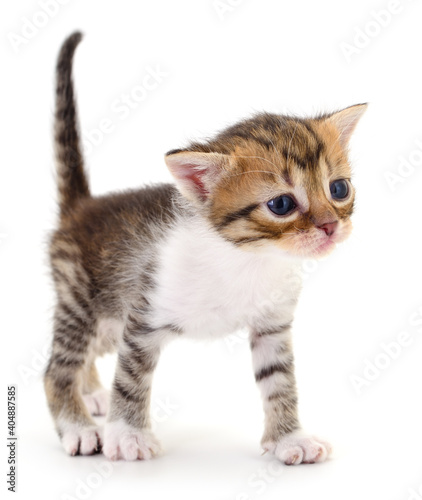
top-left (267, 195), bottom-right (296, 216)
top-left (330, 179), bottom-right (349, 200)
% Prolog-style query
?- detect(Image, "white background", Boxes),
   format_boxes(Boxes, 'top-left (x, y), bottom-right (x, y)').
top-left (2, 0), bottom-right (422, 499)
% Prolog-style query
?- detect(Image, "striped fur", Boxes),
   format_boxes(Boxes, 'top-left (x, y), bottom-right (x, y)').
top-left (251, 325), bottom-right (299, 442)
top-left (44, 32), bottom-right (366, 463)
top-left (54, 32), bottom-right (89, 219)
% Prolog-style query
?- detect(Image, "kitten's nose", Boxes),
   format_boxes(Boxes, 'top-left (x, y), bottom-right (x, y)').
top-left (317, 221), bottom-right (338, 237)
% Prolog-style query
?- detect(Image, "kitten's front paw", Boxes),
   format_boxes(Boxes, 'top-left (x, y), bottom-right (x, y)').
top-left (103, 420), bottom-right (161, 461)
top-left (263, 431), bottom-right (332, 465)
top-left (60, 424), bottom-right (103, 456)
top-left (82, 388), bottom-right (109, 416)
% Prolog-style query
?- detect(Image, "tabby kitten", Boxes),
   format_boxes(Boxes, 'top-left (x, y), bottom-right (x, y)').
top-left (44, 32), bottom-right (366, 464)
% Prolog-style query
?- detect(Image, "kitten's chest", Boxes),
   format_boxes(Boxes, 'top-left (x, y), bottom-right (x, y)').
top-left (148, 221), bottom-right (302, 338)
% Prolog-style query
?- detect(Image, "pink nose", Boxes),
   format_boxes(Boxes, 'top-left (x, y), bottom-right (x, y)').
top-left (317, 221), bottom-right (338, 237)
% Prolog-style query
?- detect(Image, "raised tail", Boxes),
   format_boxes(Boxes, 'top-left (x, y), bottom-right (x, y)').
top-left (54, 31), bottom-right (90, 219)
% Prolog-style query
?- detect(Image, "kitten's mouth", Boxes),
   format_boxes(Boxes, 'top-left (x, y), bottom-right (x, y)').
top-left (292, 232), bottom-right (339, 258)
top-left (311, 237), bottom-right (336, 256)
top-left (273, 222), bottom-right (351, 258)
top-left (310, 225), bottom-right (350, 257)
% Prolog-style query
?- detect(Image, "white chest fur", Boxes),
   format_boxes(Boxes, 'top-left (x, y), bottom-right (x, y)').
top-left (149, 217), bottom-right (303, 338)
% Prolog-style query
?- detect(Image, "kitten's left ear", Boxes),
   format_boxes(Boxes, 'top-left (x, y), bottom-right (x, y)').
top-left (165, 150), bottom-right (231, 204)
top-left (326, 103), bottom-right (368, 148)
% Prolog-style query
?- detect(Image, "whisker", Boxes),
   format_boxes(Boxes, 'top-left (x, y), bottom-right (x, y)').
top-left (231, 155), bottom-right (279, 169)
top-left (286, 119), bottom-right (299, 167)
top-left (224, 169), bottom-right (280, 179)
top-left (260, 131), bottom-right (283, 165)
top-left (223, 154), bottom-right (288, 185)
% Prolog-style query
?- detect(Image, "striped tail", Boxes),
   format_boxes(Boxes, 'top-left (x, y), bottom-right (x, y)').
top-left (54, 31), bottom-right (90, 219)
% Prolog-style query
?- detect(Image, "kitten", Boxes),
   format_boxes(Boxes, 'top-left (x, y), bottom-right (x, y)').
top-left (44, 32), bottom-right (366, 464)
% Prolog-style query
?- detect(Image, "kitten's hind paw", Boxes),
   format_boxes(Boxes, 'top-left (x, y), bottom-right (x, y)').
top-left (82, 388), bottom-right (109, 416)
top-left (262, 432), bottom-right (332, 465)
top-left (103, 420), bottom-right (161, 461)
top-left (60, 424), bottom-right (103, 456)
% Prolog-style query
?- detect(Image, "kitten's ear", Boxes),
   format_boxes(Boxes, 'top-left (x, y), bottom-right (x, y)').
top-left (326, 103), bottom-right (368, 148)
top-left (165, 151), bottom-right (231, 203)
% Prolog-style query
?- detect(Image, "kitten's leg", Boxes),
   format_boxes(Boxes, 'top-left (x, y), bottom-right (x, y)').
top-left (44, 303), bottom-right (102, 456)
top-left (103, 321), bottom-right (162, 461)
top-left (81, 362), bottom-right (109, 417)
top-left (251, 324), bottom-right (331, 465)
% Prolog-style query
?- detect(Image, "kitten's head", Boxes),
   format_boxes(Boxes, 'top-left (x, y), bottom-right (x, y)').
top-left (165, 104), bottom-right (367, 258)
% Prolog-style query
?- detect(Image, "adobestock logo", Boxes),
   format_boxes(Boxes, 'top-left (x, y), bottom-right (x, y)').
top-left (213, 0), bottom-right (248, 21)
top-left (350, 305), bottom-right (422, 395)
top-left (150, 396), bottom-right (179, 425)
top-left (384, 138), bottom-right (422, 192)
top-left (7, 0), bottom-right (73, 53)
top-left (17, 342), bottom-right (51, 386)
top-left (61, 461), bottom-right (116, 500)
top-left (235, 459), bottom-right (284, 499)
top-left (81, 65), bottom-right (169, 157)
top-left (407, 482), bottom-right (422, 500)
top-left (224, 261), bottom-right (319, 354)
top-left (340, 0), bottom-right (414, 63)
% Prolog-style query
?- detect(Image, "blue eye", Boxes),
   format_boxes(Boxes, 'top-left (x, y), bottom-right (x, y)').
top-left (267, 195), bottom-right (296, 216)
top-left (330, 179), bottom-right (349, 200)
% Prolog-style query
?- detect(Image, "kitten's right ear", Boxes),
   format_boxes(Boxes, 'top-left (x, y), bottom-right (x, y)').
top-left (165, 151), bottom-right (231, 204)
